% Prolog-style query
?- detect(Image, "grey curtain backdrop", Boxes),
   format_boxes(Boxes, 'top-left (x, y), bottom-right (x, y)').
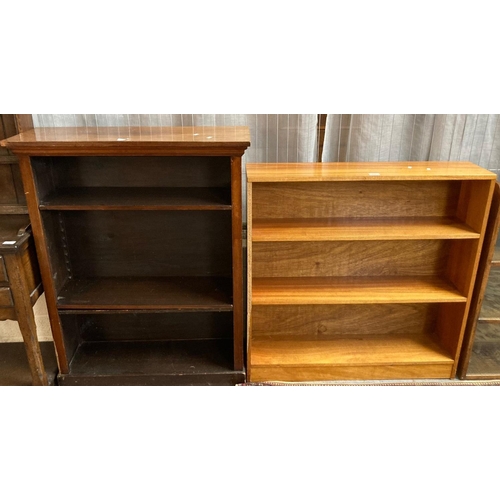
top-left (322, 114), bottom-right (500, 177)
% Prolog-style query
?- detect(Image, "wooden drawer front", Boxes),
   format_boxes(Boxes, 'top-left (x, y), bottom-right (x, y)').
top-left (0, 256), bottom-right (7, 283)
top-left (0, 286), bottom-right (13, 307)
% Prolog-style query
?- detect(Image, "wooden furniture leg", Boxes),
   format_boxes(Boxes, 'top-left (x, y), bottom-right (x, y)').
top-left (4, 252), bottom-right (48, 386)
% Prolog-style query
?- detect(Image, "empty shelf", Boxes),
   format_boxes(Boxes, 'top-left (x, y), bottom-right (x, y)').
top-left (58, 339), bottom-right (242, 385)
top-left (252, 276), bottom-right (467, 305)
top-left (252, 217), bottom-right (480, 241)
top-left (57, 276), bottom-right (233, 310)
top-left (250, 333), bottom-right (454, 382)
top-left (40, 187), bottom-right (232, 210)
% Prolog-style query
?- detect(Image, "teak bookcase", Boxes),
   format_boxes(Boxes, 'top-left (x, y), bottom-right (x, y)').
top-left (2, 126), bottom-right (250, 385)
top-left (246, 162), bottom-right (496, 382)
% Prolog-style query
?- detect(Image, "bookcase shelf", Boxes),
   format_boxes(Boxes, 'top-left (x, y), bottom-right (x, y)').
top-left (247, 161), bottom-right (496, 382)
top-left (4, 126), bottom-right (250, 385)
top-left (39, 187), bottom-right (232, 211)
top-left (56, 276), bottom-right (233, 310)
top-left (251, 333), bottom-right (454, 381)
top-left (252, 217), bottom-right (480, 242)
top-left (252, 277), bottom-right (467, 305)
top-left (59, 339), bottom-right (237, 386)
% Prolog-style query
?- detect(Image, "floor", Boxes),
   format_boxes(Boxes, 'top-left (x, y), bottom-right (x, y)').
top-left (0, 341), bottom-right (58, 385)
top-left (0, 293), bottom-right (57, 385)
top-left (0, 293), bottom-right (53, 343)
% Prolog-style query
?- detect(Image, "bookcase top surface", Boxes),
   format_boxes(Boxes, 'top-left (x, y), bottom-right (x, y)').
top-left (1, 126), bottom-right (251, 155)
top-left (246, 162), bottom-right (496, 182)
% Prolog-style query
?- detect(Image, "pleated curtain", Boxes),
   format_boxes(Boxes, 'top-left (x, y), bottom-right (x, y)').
top-left (322, 114), bottom-right (500, 177)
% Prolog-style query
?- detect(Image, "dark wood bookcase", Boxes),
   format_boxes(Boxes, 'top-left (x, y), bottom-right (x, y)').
top-left (2, 126), bottom-right (250, 385)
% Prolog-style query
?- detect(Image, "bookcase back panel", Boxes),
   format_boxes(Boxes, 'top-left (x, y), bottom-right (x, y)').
top-left (252, 181), bottom-right (461, 219)
top-left (40, 212), bottom-right (71, 292)
top-left (44, 211), bottom-right (232, 278)
top-left (436, 302), bottom-right (467, 358)
top-left (253, 240), bottom-right (450, 278)
top-left (61, 311), bottom-right (233, 342)
top-left (33, 156), bottom-right (231, 191)
top-left (251, 303), bottom-right (440, 339)
top-left (446, 239), bottom-right (481, 296)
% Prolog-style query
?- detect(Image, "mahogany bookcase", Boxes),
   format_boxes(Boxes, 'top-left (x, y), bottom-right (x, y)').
top-left (3, 126), bottom-right (250, 385)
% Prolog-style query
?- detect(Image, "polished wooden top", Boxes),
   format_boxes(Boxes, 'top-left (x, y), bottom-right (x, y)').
top-left (1, 127), bottom-right (251, 156)
top-left (246, 161), bottom-right (496, 182)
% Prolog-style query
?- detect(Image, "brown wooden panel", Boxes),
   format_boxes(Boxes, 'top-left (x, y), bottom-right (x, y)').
top-left (40, 212), bottom-right (71, 293)
top-left (56, 313), bottom-right (81, 367)
top-left (64, 339), bottom-right (234, 377)
top-left (14, 115), bottom-right (34, 134)
top-left (0, 307), bottom-right (16, 320)
top-left (252, 276), bottom-right (466, 305)
top-left (246, 162), bottom-right (495, 183)
top-left (252, 217), bottom-right (480, 242)
top-left (3, 127), bottom-right (251, 156)
top-left (456, 180), bottom-right (495, 233)
top-left (251, 303), bottom-right (440, 339)
top-left (436, 302), bottom-right (467, 363)
top-left (0, 286), bottom-right (13, 307)
top-left (0, 115), bottom-right (17, 142)
top-left (29, 157), bottom-right (57, 201)
top-left (57, 277), bottom-right (233, 310)
top-left (251, 333), bottom-right (453, 367)
top-left (59, 211), bottom-right (232, 278)
top-left (47, 156), bottom-right (231, 189)
top-left (11, 165), bottom-right (27, 206)
top-left (0, 256), bottom-right (6, 282)
top-left (0, 165), bottom-right (18, 204)
top-left (19, 156), bottom-right (69, 373)
top-left (252, 181), bottom-right (461, 219)
top-left (231, 156), bottom-right (244, 371)
top-left (253, 240), bottom-right (450, 278)
top-left (40, 187), bottom-right (231, 210)
top-left (61, 311), bottom-right (233, 342)
top-left (446, 239), bottom-right (480, 296)
top-left (250, 363), bottom-right (453, 382)
top-left (19, 241), bottom-right (42, 296)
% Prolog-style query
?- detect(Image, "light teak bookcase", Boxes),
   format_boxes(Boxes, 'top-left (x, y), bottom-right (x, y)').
top-left (246, 162), bottom-right (496, 382)
top-left (3, 126), bottom-right (250, 385)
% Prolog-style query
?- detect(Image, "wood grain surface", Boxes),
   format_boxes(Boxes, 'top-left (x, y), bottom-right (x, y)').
top-left (253, 240), bottom-right (450, 278)
top-left (252, 276), bottom-right (466, 305)
top-left (2, 127), bottom-right (251, 156)
top-left (252, 181), bottom-right (461, 219)
top-left (252, 217), bottom-right (480, 241)
top-left (246, 162), bottom-right (496, 182)
top-left (251, 303), bottom-right (439, 339)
